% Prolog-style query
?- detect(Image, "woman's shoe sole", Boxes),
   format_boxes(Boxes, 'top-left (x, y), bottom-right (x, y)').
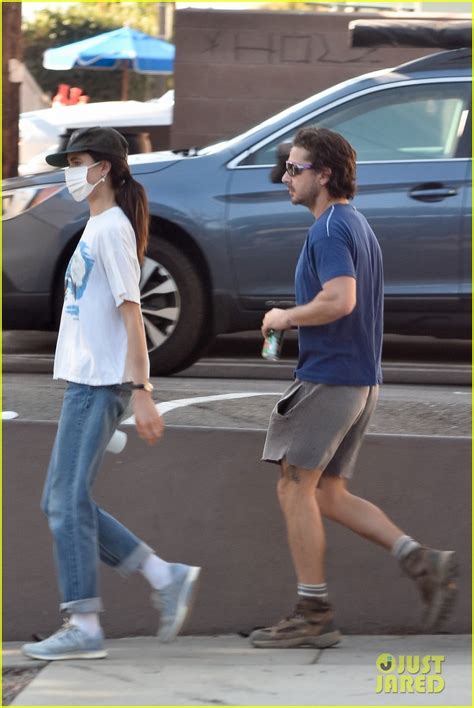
top-left (22, 649), bottom-right (108, 661)
top-left (158, 566), bottom-right (201, 643)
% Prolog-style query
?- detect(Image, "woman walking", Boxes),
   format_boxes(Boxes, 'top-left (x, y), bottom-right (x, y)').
top-left (22, 127), bottom-right (200, 661)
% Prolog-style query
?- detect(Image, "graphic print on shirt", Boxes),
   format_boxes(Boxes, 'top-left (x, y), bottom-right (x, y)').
top-left (64, 242), bottom-right (95, 319)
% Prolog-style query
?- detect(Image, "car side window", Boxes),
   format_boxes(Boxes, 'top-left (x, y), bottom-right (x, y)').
top-left (243, 82), bottom-right (471, 166)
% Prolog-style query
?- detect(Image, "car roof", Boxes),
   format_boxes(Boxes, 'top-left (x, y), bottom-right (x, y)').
top-left (393, 47), bottom-right (471, 74)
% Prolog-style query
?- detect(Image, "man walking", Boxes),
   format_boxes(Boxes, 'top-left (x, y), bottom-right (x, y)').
top-left (250, 127), bottom-right (458, 649)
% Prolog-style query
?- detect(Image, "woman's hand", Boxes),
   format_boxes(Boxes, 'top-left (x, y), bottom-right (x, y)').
top-left (132, 390), bottom-right (164, 445)
top-left (119, 300), bottom-right (164, 444)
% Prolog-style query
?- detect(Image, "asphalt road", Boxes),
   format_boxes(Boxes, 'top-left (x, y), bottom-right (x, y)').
top-left (3, 331), bottom-right (470, 436)
top-left (2, 374), bottom-right (470, 437)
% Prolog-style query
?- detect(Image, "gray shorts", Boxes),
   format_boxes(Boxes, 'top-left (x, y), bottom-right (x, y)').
top-left (262, 379), bottom-right (379, 479)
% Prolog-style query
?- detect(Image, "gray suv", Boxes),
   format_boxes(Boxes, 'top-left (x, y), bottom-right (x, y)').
top-left (3, 47), bottom-right (471, 375)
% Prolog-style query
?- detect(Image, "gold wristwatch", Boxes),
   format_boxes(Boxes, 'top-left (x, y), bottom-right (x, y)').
top-left (132, 382), bottom-right (154, 393)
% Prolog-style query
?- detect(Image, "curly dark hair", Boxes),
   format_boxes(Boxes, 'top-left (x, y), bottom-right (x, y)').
top-left (293, 127), bottom-right (357, 199)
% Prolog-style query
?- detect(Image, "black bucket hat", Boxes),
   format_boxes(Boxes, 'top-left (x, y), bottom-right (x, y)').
top-left (45, 126), bottom-right (129, 167)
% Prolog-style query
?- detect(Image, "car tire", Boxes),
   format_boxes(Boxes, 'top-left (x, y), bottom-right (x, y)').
top-left (141, 237), bottom-right (210, 376)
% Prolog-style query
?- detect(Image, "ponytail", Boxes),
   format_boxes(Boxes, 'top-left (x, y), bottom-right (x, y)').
top-left (90, 152), bottom-right (149, 264)
top-left (115, 176), bottom-right (149, 265)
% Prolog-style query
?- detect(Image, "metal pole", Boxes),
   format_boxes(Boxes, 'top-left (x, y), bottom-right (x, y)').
top-left (121, 64), bottom-right (129, 101)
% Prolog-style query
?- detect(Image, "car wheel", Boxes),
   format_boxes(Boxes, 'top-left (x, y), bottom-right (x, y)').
top-left (141, 238), bottom-right (209, 376)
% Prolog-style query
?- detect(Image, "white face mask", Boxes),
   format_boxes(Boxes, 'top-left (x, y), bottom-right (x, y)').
top-left (65, 162), bottom-right (105, 202)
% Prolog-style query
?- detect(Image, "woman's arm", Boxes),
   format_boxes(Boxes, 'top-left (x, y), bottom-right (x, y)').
top-left (119, 300), bottom-right (164, 445)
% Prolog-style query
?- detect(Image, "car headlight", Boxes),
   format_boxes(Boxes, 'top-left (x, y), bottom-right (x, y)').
top-left (2, 184), bottom-right (65, 221)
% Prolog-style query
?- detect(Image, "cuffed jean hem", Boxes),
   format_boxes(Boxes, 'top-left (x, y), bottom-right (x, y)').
top-left (116, 542), bottom-right (154, 577)
top-left (60, 597), bottom-right (104, 614)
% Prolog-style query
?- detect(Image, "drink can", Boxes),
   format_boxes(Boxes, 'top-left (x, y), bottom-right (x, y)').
top-left (262, 329), bottom-right (284, 361)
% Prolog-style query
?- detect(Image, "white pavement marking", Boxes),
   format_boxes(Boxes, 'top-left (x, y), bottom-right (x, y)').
top-left (121, 392), bottom-right (280, 425)
top-left (2, 411), bottom-right (18, 420)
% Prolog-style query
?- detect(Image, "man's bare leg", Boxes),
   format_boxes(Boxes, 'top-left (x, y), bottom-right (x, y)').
top-left (315, 475), bottom-right (458, 629)
top-left (250, 460), bottom-right (341, 648)
top-left (316, 475), bottom-right (403, 549)
top-left (277, 460), bottom-right (325, 583)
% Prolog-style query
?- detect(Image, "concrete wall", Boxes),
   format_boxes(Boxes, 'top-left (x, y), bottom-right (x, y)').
top-left (21, 67), bottom-right (50, 112)
top-left (172, 9), bottom-right (454, 148)
top-left (3, 422), bottom-right (470, 640)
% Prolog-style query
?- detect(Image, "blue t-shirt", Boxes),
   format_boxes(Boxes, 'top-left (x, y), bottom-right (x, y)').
top-left (294, 203), bottom-right (383, 386)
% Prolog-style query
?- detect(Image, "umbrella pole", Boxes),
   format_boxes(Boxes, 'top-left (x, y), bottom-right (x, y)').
top-left (121, 65), bottom-right (129, 101)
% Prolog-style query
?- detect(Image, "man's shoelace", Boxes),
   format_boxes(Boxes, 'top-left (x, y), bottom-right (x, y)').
top-left (279, 612), bottom-right (305, 625)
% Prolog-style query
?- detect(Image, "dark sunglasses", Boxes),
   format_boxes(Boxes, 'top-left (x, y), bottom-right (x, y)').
top-left (285, 160), bottom-right (314, 177)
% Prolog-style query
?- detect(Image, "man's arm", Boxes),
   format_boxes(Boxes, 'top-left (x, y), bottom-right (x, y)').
top-left (119, 300), bottom-right (164, 445)
top-left (262, 276), bottom-right (356, 335)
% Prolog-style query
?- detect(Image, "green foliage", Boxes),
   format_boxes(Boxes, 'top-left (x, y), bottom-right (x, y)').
top-left (22, 2), bottom-right (171, 103)
top-left (257, 2), bottom-right (341, 11)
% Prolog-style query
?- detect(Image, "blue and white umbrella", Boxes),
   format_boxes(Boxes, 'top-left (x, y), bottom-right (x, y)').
top-left (43, 26), bottom-right (175, 99)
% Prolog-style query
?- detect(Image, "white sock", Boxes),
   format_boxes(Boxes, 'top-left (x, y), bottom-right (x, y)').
top-left (139, 553), bottom-right (173, 590)
top-left (298, 582), bottom-right (329, 600)
top-left (392, 534), bottom-right (421, 561)
top-left (69, 612), bottom-right (101, 636)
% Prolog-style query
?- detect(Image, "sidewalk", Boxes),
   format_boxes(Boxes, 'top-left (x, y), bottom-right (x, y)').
top-left (3, 634), bottom-right (471, 706)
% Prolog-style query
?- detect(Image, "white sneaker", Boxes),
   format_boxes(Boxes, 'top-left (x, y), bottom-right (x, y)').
top-left (151, 563), bottom-right (201, 643)
top-left (22, 621), bottom-right (107, 661)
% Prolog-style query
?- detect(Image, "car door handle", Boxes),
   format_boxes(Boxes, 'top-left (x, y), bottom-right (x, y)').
top-left (409, 183), bottom-right (458, 202)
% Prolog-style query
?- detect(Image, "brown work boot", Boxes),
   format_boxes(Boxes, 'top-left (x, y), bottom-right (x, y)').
top-left (400, 546), bottom-right (458, 630)
top-left (250, 596), bottom-right (342, 649)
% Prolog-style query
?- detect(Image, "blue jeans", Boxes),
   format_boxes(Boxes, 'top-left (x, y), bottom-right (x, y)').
top-left (41, 382), bottom-right (153, 614)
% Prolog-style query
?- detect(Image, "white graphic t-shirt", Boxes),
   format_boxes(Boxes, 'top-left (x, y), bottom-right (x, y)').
top-left (54, 206), bottom-right (147, 385)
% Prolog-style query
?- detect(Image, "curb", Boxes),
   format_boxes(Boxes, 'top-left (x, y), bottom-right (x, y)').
top-left (3, 355), bottom-right (471, 385)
